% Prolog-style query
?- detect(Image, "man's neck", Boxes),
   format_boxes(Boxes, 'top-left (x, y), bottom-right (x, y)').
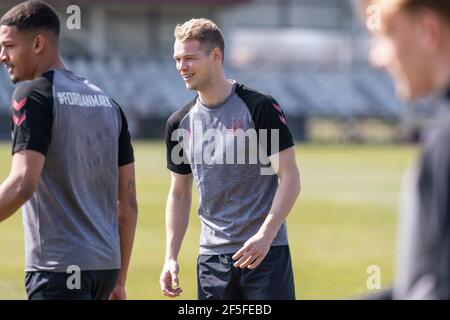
top-left (32, 55), bottom-right (66, 79)
top-left (198, 77), bottom-right (234, 107)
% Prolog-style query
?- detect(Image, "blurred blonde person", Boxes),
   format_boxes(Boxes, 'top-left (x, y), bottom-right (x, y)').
top-left (363, 0), bottom-right (450, 299)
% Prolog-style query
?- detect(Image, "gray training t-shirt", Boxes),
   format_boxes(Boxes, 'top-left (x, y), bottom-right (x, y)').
top-left (166, 82), bottom-right (295, 255)
top-left (10, 69), bottom-right (134, 272)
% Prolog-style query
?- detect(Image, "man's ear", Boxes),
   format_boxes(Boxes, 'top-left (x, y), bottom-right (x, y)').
top-left (419, 9), bottom-right (446, 52)
top-left (212, 47), bottom-right (223, 65)
top-left (32, 34), bottom-right (47, 55)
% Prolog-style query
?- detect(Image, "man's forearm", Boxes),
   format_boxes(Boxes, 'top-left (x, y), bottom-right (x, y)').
top-left (258, 173), bottom-right (300, 240)
top-left (0, 175), bottom-right (33, 222)
top-left (116, 202), bottom-right (138, 286)
top-left (1, 151), bottom-right (45, 222)
top-left (165, 193), bottom-right (191, 261)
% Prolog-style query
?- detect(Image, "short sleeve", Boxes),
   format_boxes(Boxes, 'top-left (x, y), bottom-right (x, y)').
top-left (166, 113), bottom-right (192, 175)
top-left (118, 107), bottom-right (135, 167)
top-left (254, 96), bottom-right (294, 156)
top-left (236, 84), bottom-right (294, 157)
top-left (10, 80), bottom-right (53, 156)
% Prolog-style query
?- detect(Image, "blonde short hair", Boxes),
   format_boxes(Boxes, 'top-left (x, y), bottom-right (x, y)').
top-left (365, 0), bottom-right (450, 22)
top-left (174, 18), bottom-right (225, 63)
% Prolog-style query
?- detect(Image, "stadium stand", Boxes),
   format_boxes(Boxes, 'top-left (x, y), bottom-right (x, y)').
top-left (0, 58), bottom-right (404, 139)
top-left (0, 0), bottom-right (426, 141)
top-left (0, 58), bottom-right (403, 117)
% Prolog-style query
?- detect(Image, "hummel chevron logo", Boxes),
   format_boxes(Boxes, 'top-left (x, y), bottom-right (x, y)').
top-left (272, 103), bottom-right (282, 113)
top-left (13, 112), bottom-right (26, 126)
top-left (13, 97), bottom-right (27, 111)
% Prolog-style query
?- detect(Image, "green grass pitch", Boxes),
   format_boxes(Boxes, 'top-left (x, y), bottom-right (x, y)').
top-left (0, 141), bottom-right (417, 299)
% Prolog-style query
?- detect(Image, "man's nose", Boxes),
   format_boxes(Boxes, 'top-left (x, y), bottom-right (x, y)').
top-left (0, 47), bottom-right (6, 63)
top-left (179, 60), bottom-right (189, 72)
top-left (0, 47), bottom-right (9, 64)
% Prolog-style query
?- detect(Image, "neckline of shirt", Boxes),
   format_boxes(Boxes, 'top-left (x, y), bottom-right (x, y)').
top-left (40, 68), bottom-right (73, 77)
top-left (197, 81), bottom-right (237, 112)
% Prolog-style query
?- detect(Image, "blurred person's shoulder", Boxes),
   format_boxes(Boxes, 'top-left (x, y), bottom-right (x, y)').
top-left (421, 103), bottom-right (450, 165)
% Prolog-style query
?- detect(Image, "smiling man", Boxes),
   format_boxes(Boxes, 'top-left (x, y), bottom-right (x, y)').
top-left (0, 1), bottom-right (137, 300)
top-left (364, 0), bottom-right (450, 299)
top-left (160, 18), bottom-right (301, 300)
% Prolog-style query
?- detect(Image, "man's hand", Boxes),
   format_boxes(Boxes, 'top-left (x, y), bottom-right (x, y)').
top-left (108, 283), bottom-right (127, 300)
top-left (160, 259), bottom-right (182, 297)
top-left (232, 232), bottom-right (272, 270)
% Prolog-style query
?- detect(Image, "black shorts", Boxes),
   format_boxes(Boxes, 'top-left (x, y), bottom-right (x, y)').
top-left (197, 245), bottom-right (296, 300)
top-left (25, 269), bottom-right (119, 300)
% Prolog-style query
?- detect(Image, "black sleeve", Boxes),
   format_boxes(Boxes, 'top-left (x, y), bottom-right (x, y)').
top-left (166, 112), bottom-right (192, 175)
top-left (255, 96), bottom-right (294, 156)
top-left (118, 107), bottom-right (135, 167)
top-left (10, 79), bottom-right (53, 156)
top-left (165, 99), bottom-right (196, 175)
top-left (237, 85), bottom-right (294, 156)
